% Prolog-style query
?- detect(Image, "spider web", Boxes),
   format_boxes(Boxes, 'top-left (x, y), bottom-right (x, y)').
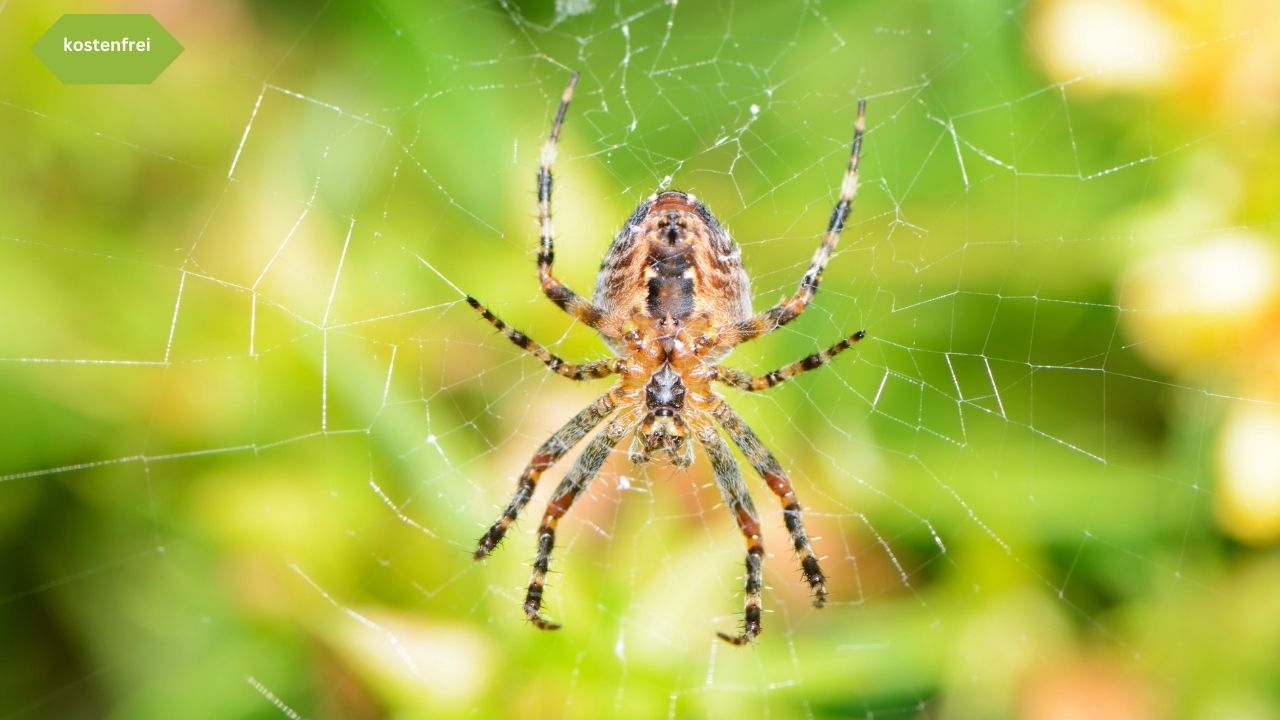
top-left (2, 1), bottom-right (1277, 718)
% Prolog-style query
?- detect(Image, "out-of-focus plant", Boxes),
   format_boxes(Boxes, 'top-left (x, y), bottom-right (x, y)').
top-left (1034, 0), bottom-right (1280, 547)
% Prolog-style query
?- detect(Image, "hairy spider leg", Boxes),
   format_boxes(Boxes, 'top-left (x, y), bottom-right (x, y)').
top-left (474, 390), bottom-right (620, 559)
top-left (713, 329), bottom-right (866, 392)
top-left (524, 414), bottom-right (634, 629)
top-left (712, 399), bottom-right (829, 608)
top-left (696, 425), bottom-right (766, 645)
top-left (536, 73), bottom-right (611, 333)
top-left (465, 296), bottom-right (622, 381)
top-left (727, 99), bottom-right (867, 346)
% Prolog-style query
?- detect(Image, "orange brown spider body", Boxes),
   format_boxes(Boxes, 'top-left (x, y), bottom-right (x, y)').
top-left (594, 191), bottom-right (749, 467)
top-left (594, 192), bottom-right (752, 350)
top-left (467, 73), bottom-right (868, 644)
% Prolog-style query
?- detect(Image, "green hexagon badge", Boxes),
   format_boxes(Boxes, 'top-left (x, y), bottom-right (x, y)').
top-left (33, 14), bottom-right (183, 85)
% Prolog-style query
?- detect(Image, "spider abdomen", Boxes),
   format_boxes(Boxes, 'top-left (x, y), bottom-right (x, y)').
top-left (645, 242), bottom-right (695, 322)
top-left (594, 191), bottom-right (753, 350)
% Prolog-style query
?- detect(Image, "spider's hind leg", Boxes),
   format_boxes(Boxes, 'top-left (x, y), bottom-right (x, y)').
top-left (726, 100), bottom-right (867, 347)
top-left (534, 72), bottom-right (614, 336)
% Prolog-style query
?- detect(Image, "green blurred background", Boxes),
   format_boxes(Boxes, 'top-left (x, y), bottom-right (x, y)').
top-left (2, 1), bottom-right (1279, 718)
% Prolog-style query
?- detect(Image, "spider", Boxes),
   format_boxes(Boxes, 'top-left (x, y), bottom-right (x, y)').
top-left (468, 73), bottom-right (866, 645)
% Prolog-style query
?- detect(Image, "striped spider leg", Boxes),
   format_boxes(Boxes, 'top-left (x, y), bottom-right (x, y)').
top-left (471, 386), bottom-right (621, 560)
top-left (534, 72), bottom-right (617, 337)
top-left (694, 99), bottom-right (869, 640)
top-left (722, 98), bottom-right (867, 347)
top-left (521, 408), bottom-right (642, 629)
top-left (693, 420), bottom-right (766, 645)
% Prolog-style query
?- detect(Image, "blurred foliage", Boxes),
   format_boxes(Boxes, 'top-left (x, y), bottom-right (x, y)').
top-left (1, 1), bottom-right (1278, 719)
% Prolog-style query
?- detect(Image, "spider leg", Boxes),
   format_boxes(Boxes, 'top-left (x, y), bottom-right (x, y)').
top-left (524, 414), bottom-right (632, 630)
top-left (466, 296), bottom-right (622, 381)
top-left (474, 389), bottom-right (620, 559)
top-left (536, 72), bottom-right (611, 334)
top-left (695, 424), bottom-right (765, 645)
top-left (711, 398), bottom-right (828, 608)
top-left (713, 330), bottom-right (865, 392)
top-left (726, 100), bottom-right (866, 347)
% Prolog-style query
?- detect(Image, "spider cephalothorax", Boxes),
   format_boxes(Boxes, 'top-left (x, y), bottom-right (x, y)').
top-left (636, 362), bottom-right (692, 466)
top-left (467, 73), bottom-right (867, 644)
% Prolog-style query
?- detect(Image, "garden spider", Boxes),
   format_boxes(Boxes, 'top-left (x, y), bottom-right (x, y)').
top-left (468, 73), bottom-right (866, 645)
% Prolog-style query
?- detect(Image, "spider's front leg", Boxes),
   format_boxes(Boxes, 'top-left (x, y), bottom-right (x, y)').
top-left (474, 389), bottom-right (618, 559)
top-left (712, 399), bottom-right (829, 608)
top-left (523, 414), bottom-right (632, 630)
top-left (695, 425), bottom-right (765, 644)
top-left (727, 100), bottom-right (867, 347)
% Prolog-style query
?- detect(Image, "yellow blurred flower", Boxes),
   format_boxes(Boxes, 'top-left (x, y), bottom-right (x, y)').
top-left (1031, 0), bottom-right (1280, 121)
top-left (1216, 404), bottom-right (1280, 545)
top-left (1120, 232), bottom-right (1279, 376)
